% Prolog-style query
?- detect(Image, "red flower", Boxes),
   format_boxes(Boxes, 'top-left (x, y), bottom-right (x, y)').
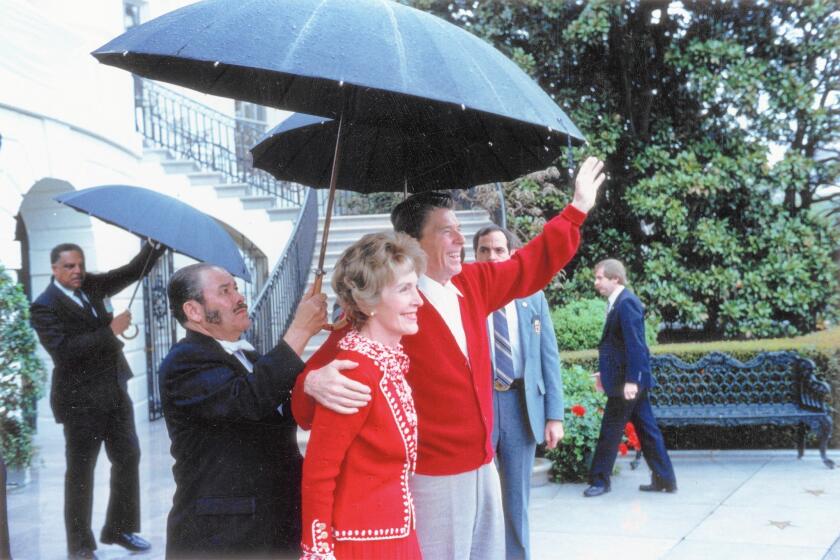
top-left (618, 443), bottom-right (629, 456)
top-left (624, 423), bottom-right (641, 450)
top-left (571, 404), bottom-right (586, 417)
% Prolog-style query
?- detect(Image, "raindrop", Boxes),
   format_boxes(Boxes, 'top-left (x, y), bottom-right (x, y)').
top-left (461, 104), bottom-right (465, 110)
top-left (548, 126), bottom-right (554, 132)
top-left (122, 50), bottom-right (128, 56)
top-left (214, 61), bottom-right (220, 67)
top-left (339, 80), bottom-right (344, 86)
top-left (544, 146), bottom-right (550, 152)
top-left (488, 141), bottom-right (493, 147)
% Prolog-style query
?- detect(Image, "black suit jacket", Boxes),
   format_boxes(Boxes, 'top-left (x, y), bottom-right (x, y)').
top-left (159, 329), bottom-right (305, 558)
top-left (30, 243), bottom-right (163, 423)
top-left (598, 289), bottom-right (654, 398)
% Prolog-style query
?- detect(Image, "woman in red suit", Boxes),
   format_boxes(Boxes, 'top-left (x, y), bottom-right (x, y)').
top-left (294, 231), bottom-right (426, 560)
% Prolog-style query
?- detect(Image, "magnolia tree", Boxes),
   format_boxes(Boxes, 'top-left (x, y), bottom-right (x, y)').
top-left (409, 0), bottom-right (839, 339)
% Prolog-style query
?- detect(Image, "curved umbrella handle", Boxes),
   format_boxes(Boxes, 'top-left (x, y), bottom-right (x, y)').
top-left (310, 275), bottom-right (347, 332)
top-left (120, 323), bottom-right (140, 340)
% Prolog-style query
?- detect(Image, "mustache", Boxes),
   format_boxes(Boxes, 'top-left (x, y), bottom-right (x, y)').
top-left (235, 303), bottom-right (248, 312)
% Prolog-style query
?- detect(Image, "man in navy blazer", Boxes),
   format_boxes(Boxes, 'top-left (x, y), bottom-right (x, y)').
top-left (583, 259), bottom-right (676, 497)
top-left (475, 226), bottom-right (564, 560)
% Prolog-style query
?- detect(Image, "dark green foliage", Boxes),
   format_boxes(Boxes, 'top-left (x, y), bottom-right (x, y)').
top-left (545, 364), bottom-right (606, 482)
top-left (550, 297), bottom-right (659, 351)
top-left (0, 266), bottom-right (46, 469)
top-left (405, 0), bottom-right (840, 340)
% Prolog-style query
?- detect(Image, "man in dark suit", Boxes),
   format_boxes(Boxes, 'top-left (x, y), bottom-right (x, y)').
top-left (474, 226), bottom-right (564, 560)
top-left (160, 263), bottom-right (367, 559)
top-left (583, 258), bottom-right (677, 497)
top-left (30, 242), bottom-right (164, 559)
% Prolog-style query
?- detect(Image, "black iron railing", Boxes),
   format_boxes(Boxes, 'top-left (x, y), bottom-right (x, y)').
top-left (245, 188), bottom-right (319, 354)
top-left (133, 77), bottom-right (306, 208)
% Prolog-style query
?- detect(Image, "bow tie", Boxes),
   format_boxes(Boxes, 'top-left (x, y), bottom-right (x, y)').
top-left (218, 338), bottom-right (256, 355)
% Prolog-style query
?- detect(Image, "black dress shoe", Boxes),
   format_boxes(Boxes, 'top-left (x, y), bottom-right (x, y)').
top-left (68, 548), bottom-right (98, 560)
top-left (583, 484), bottom-right (611, 497)
top-left (100, 531), bottom-right (151, 552)
top-left (639, 480), bottom-right (678, 493)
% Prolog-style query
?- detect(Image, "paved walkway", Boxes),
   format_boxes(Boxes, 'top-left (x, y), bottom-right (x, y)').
top-left (6, 418), bottom-right (840, 559)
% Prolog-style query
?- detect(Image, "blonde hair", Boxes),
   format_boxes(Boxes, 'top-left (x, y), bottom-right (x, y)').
top-left (594, 258), bottom-right (627, 285)
top-left (332, 231), bottom-right (426, 328)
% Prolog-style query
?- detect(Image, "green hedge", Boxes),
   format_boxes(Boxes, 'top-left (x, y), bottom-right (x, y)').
top-left (560, 328), bottom-right (840, 449)
top-left (551, 297), bottom-right (658, 352)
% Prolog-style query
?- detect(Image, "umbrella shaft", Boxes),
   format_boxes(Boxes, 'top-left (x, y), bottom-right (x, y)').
top-left (316, 110), bottom-right (345, 275)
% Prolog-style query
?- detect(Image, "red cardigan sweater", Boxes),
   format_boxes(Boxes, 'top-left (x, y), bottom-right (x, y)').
top-left (295, 331), bottom-right (417, 558)
top-left (293, 204), bottom-right (586, 475)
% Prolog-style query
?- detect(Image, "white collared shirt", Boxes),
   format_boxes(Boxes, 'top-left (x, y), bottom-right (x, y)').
top-left (487, 300), bottom-right (523, 378)
top-left (216, 338), bottom-right (255, 373)
top-left (607, 285), bottom-right (625, 315)
top-left (53, 280), bottom-right (98, 318)
top-left (417, 274), bottom-right (469, 360)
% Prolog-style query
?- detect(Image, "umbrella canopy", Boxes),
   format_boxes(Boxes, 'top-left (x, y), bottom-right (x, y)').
top-left (251, 112), bottom-right (567, 192)
top-left (55, 185), bottom-right (251, 281)
top-left (92, 0), bottom-right (585, 161)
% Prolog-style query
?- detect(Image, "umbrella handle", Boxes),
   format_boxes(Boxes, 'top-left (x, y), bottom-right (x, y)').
top-left (310, 275), bottom-right (348, 332)
top-left (120, 323), bottom-right (139, 340)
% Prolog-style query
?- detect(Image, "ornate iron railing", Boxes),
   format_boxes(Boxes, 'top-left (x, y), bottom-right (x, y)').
top-left (133, 76), bottom-right (306, 208)
top-left (245, 188), bottom-right (319, 354)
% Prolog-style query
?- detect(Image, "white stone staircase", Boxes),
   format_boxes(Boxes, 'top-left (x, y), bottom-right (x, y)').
top-left (140, 146), bottom-right (301, 266)
top-left (303, 208), bottom-right (494, 358)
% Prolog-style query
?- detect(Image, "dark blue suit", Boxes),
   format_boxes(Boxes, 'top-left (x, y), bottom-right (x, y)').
top-left (589, 288), bottom-right (675, 488)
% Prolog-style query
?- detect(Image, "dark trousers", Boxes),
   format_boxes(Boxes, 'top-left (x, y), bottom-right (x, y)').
top-left (62, 390), bottom-right (140, 553)
top-left (589, 391), bottom-right (676, 487)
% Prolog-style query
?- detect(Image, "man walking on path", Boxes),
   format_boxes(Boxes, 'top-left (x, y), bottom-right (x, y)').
top-left (584, 258), bottom-right (677, 497)
top-left (474, 225), bottom-right (564, 560)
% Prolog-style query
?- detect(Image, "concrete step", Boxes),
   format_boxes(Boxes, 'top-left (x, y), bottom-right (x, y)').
top-left (187, 171), bottom-right (225, 186)
top-left (241, 195), bottom-right (276, 210)
top-left (142, 147), bottom-right (174, 162)
top-left (214, 183), bottom-right (250, 198)
top-left (160, 159), bottom-right (201, 175)
top-left (267, 206), bottom-right (301, 222)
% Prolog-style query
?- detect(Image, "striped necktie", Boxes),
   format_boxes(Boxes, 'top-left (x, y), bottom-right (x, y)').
top-left (493, 308), bottom-right (516, 389)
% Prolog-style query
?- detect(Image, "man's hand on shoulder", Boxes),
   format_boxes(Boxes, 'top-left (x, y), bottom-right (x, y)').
top-left (304, 359), bottom-right (371, 414)
top-left (571, 157), bottom-right (606, 214)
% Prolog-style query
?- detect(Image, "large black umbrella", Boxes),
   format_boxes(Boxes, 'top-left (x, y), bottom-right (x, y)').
top-left (91, 0), bottom-right (583, 148)
top-left (91, 0), bottom-right (586, 327)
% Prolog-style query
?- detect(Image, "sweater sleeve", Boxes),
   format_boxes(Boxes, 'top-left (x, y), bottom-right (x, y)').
top-left (291, 325), bottom-right (348, 429)
top-left (164, 341), bottom-right (303, 422)
top-left (300, 355), bottom-right (376, 559)
top-left (465, 204), bottom-right (586, 315)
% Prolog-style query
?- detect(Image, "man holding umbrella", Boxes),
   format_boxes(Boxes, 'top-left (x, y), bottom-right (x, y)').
top-left (300, 157), bottom-right (605, 559)
top-left (30, 241), bottom-right (165, 559)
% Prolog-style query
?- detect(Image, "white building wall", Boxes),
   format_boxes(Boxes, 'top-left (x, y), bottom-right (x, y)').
top-left (0, 0), bottom-right (296, 423)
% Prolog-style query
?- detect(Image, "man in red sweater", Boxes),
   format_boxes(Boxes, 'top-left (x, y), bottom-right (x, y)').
top-left (298, 157), bottom-right (605, 559)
